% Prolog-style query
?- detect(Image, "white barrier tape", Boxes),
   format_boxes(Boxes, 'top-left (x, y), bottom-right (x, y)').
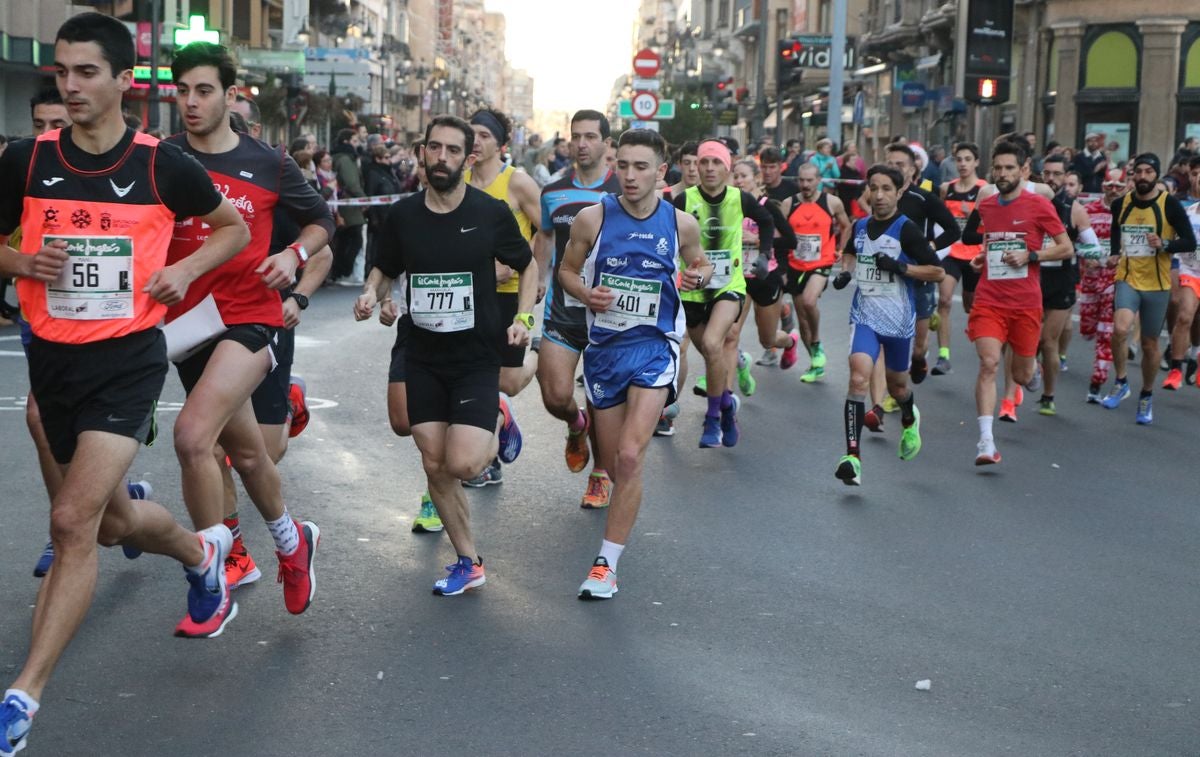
top-left (327, 192), bottom-right (414, 208)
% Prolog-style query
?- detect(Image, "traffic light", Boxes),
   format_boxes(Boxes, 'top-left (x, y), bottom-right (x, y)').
top-left (777, 39), bottom-right (803, 87)
top-left (964, 75), bottom-right (1009, 105)
top-left (714, 76), bottom-right (735, 106)
top-left (735, 86), bottom-right (749, 104)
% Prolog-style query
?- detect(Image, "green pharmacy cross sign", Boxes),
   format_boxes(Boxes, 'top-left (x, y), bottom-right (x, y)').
top-left (174, 15), bottom-right (220, 47)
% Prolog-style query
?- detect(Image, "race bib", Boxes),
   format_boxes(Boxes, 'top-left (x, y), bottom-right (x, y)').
top-left (45, 235), bottom-right (134, 320)
top-left (594, 273), bottom-right (661, 331)
top-left (1121, 224), bottom-right (1155, 257)
top-left (1040, 234), bottom-right (1063, 268)
top-left (706, 249), bottom-right (733, 289)
top-left (791, 234), bottom-right (823, 263)
top-left (855, 254), bottom-right (900, 297)
top-left (985, 238), bottom-right (1028, 280)
top-left (409, 272), bottom-right (474, 332)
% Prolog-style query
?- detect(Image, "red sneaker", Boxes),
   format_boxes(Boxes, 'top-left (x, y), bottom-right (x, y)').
top-left (780, 333), bottom-right (800, 370)
top-left (1162, 367), bottom-right (1183, 390)
top-left (276, 520), bottom-right (319, 614)
top-left (863, 405), bottom-right (884, 433)
top-left (288, 377), bottom-right (309, 438)
top-left (225, 537), bottom-right (262, 589)
top-left (998, 399), bottom-right (1017, 423)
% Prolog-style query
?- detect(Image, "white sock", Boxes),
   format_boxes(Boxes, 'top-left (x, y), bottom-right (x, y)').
top-left (185, 533), bottom-right (215, 574)
top-left (599, 539), bottom-right (625, 572)
top-left (1188, 345), bottom-right (1199, 360)
top-left (4, 688), bottom-right (39, 717)
top-left (266, 511), bottom-right (300, 555)
top-left (978, 415), bottom-right (994, 440)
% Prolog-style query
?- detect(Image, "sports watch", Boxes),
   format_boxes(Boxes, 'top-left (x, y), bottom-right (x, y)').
top-left (286, 292), bottom-right (309, 310)
top-left (287, 243), bottom-right (309, 268)
top-left (513, 312), bottom-right (535, 329)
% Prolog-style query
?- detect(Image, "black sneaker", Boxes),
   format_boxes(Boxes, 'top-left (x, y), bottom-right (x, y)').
top-left (1186, 357), bottom-right (1198, 386)
top-left (462, 459), bottom-right (502, 487)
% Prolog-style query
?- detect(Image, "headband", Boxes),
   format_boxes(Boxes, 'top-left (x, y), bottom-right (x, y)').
top-left (697, 140), bottom-right (731, 171)
top-left (470, 111), bottom-right (508, 147)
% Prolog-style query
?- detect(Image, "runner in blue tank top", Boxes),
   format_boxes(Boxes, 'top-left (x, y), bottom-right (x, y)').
top-left (558, 129), bottom-right (707, 600)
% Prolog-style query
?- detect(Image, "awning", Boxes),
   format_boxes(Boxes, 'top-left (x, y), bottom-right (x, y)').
top-left (915, 52), bottom-right (942, 71)
top-left (763, 107), bottom-right (795, 129)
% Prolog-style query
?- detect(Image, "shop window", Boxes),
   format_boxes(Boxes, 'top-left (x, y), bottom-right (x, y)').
top-left (1084, 30), bottom-right (1138, 89)
top-left (1186, 37), bottom-right (1200, 89)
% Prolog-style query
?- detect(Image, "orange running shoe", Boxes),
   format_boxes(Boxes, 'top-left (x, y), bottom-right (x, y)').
top-left (1014, 386), bottom-right (1024, 406)
top-left (998, 398), bottom-right (1017, 423)
top-left (564, 410), bottom-right (590, 473)
top-left (288, 376), bottom-right (309, 438)
top-left (1162, 367), bottom-right (1183, 390)
top-left (580, 471), bottom-right (612, 509)
top-left (224, 537), bottom-right (262, 589)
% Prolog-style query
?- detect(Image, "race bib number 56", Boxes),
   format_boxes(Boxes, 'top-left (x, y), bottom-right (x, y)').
top-left (45, 235), bottom-right (134, 320)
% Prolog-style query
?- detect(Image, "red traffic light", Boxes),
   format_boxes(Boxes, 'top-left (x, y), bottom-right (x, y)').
top-left (978, 78), bottom-right (997, 99)
top-left (780, 41), bottom-right (804, 59)
top-left (716, 80), bottom-right (728, 91)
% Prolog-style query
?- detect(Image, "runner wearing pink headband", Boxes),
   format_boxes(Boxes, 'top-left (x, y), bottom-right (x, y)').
top-left (697, 139), bottom-right (731, 171)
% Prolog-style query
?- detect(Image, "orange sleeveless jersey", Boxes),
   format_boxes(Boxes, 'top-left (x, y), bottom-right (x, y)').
top-left (16, 130), bottom-right (176, 344)
top-left (786, 194), bottom-right (837, 271)
top-left (945, 179), bottom-right (986, 261)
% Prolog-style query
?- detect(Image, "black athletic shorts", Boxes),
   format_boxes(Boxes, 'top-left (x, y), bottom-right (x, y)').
top-left (543, 314), bottom-right (589, 353)
top-left (683, 291), bottom-right (746, 329)
top-left (28, 328), bottom-right (166, 464)
top-left (941, 256), bottom-right (980, 293)
top-left (783, 267), bottom-right (831, 296)
top-left (251, 326), bottom-right (294, 425)
top-left (496, 292), bottom-right (528, 368)
top-left (1041, 265), bottom-right (1079, 311)
top-left (745, 270), bottom-right (784, 307)
top-left (388, 314), bottom-right (412, 384)
top-left (175, 323), bottom-right (277, 394)
top-left (405, 359), bottom-right (500, 431)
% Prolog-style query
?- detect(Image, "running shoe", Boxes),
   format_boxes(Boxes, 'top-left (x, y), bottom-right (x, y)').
top-left (720, 395), bottom-right (740, 448)
top-left (277, 520), bottom-right (319, 615)
top-left (928, 311), bottom-right (940, 331)
top-left (909, 354), bottom-right (928, 384)
top-left (692, 375), bottom-right (707, 397)
top-left (663, 401), bottom-right (681, 420)
top-left (799, 366), bottom-right (824, 383)
top-left (1038, 398), bottom-right (1057, 416)
top-left (1059, 354), bottom-right (1069, 373)
top-left (881, 395), bottom-right (900, 413)
top-left (781, 301), bottom-right (796, 333)
top-left (1023, 365), bottom-right (1043, 393)
top-left (32, 540), bottom-right (53, 578)
top-left (998, 399), bottom-right (1017, 423)
top-left (699, 415), bottom-right (723, 448)
top-left (931, 357), bottom-right (951, 376)
top-left (412, 492), bottom-right (444, 533)
top-left (1086, 385), bottom-right (1102, 404)
top-left (564, 410), bottom-right (590, 473)
top-left (737, 351), bottom-right (756, 396)
top-left (756, 348), bottom-right (779, 367)
top-left (462, 458), bottom-right (502, 487)
top-left (433, 556), bottom-right (485, 596)
top-left (288, 375), bottom-right (309, 438)
top-left (835, 454), bottom-right (861, 486)
top-left (1185, 357), bottom-right (1198, 385)
top-left (975, 437), bottom-right (1001, 466)
top-left (176, 525), bottom-right (236, 638)
top-left (578, 556), bottom-right (618, 600)
top-left (0, 694), bottom-right (33, 756)
top-left (1014, 386), bottom-right (1024, 406)
top-left (898, 406), bottom-right (921, 461)
top-left (780, 333), bottom-right (799, 370)
top-left (810, 343), bottom-right (827, 369)
top-left (580, 472), bottom-right (613, 509)
top-left (496, 393), bottom-right (523, 464)
top-left (121, 480), bottom-right (152, 559)
top-left (1162, 368), bottom-right (1183, 391)
top-left (1100, 381), bottom-right (1130, 409)
top-left (1136, 395), bottom-right (1153, 425)
top-left (863, 405), bottom-right (884, 433)
top-left (224, 536), bottom-right (262, 589)
top-left (653, 414), bottom-right (675, 437)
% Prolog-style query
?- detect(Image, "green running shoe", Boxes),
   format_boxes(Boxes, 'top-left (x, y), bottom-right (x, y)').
top-left (412, 492), bottom-right (444, 533)
top-left (1038, 398), bottom-right (1056, 416)
top-left (800, 366), bottom-right (824, 383)
top-left (835, 454), bottom-right (861, 485)
top-left (898, 406), bottom-right (922, 461)
top-left (810, 343), bottom-right (827, 369)
top-left (692, 374), bottom-right (707, 397)
top-left (737, 351), bottom-right (756, 396)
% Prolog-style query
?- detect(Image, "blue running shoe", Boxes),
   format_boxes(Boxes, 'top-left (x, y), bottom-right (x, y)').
top-left (120, 480), bottom-right (153, 559)
top-left (0, 694), bottom-right (33, 756)
top-left (32, 540), bottom-right (53, 578)
top-left (433, 555), bottom-right (485, 596)
top-left (1100, 381), bottom-right (1130, 409)
top-left (720, 395), bottom-right (740, 447)
top-left (699, 415), bottom-right (722, 448)
top-left (497, 393), bottom-right (523, 464)
top-left (184, 525), bottom-right (233, 625)
top-left (1136, 394), bottom-right (1153, 425)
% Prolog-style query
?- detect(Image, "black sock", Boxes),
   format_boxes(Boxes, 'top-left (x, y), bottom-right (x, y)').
top-left (898, 391), bottom-right (915, 427)
top-left (1170, 358), bottom-right (1183, 370)
top-left (1140, 389), bottom-right (1153, 398)
top-left (845, 397), bottom-right (865, 455)
top-left (1116, 377), bottom-right (1128, 385)
top-left (1041, 394), bottom-right (1054, 403)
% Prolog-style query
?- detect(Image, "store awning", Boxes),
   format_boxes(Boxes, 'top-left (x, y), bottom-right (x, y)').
top-left (764, 107), bottom-right (795, 129)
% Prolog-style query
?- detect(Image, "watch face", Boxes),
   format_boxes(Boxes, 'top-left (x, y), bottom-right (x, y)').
top-left (292, 293), bottom-right (309, 309)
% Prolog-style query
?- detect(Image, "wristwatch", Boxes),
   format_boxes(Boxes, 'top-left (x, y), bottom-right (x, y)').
top-left (1028, 250), bottom-right (1040, 264)
top-left (287, 243), bottom-right (309, 268)
top-left (286, 292), bottom-right (309, 310)
top-left (513, 312), bottom-right (534, 329)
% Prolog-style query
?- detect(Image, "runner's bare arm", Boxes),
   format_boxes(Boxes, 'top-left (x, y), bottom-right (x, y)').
top-left (675, 211), bottom-right (709, 292)
top-left (1035, 232), bottom-right (1074, 262)
top-left (534, 228), bottom-right (554, 301)
top-left (829, 195), bottom-right (854, 251)
top-left (0, 238), bottom-right (68, 281)
top-left (903, 264), bottom-right (946, 283)
top-left (507, 255), bottom-right (538, 347)
top-left (354, 266), bottom-right (393, 321)
top-left (145, 197), bottom-right (249, 306)
top-left (258, 222), bottom-right (331, 290)
top-left (558, 204), bottom-right (610, 311)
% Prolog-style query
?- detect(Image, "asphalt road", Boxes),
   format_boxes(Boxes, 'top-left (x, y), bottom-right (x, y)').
top-left (0, 285), bottom-right (1197, 756)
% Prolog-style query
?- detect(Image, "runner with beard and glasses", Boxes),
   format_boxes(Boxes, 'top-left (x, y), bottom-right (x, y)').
top-left (355, 115), bottom-right (537, 596)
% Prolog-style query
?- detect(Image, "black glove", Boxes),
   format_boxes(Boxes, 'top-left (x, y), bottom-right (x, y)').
top-left (874, 255), bottom-right (907, 275)
top-left (751, 253), bottom-right (770, 280)
top-left (832, 271), bottom-right (853, 290)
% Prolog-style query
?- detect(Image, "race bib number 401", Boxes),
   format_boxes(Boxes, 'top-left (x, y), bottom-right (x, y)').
top-left (410, 272), bottom-right (474, 332)
top-left (45, 235), bottom-right (134, 320)
top-left (594, 273), bottom-right (661, 331)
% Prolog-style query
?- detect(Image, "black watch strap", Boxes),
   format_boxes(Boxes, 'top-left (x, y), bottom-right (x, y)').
top-left (286, 292), bottom-right (309, 310)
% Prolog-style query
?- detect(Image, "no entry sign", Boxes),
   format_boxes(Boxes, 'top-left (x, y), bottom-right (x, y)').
top-left (633, 48), bottom-right (661, 78)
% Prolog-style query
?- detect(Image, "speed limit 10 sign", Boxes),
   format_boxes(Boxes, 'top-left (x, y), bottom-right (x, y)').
top-left (631, 91), bottom-right (659, 119)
